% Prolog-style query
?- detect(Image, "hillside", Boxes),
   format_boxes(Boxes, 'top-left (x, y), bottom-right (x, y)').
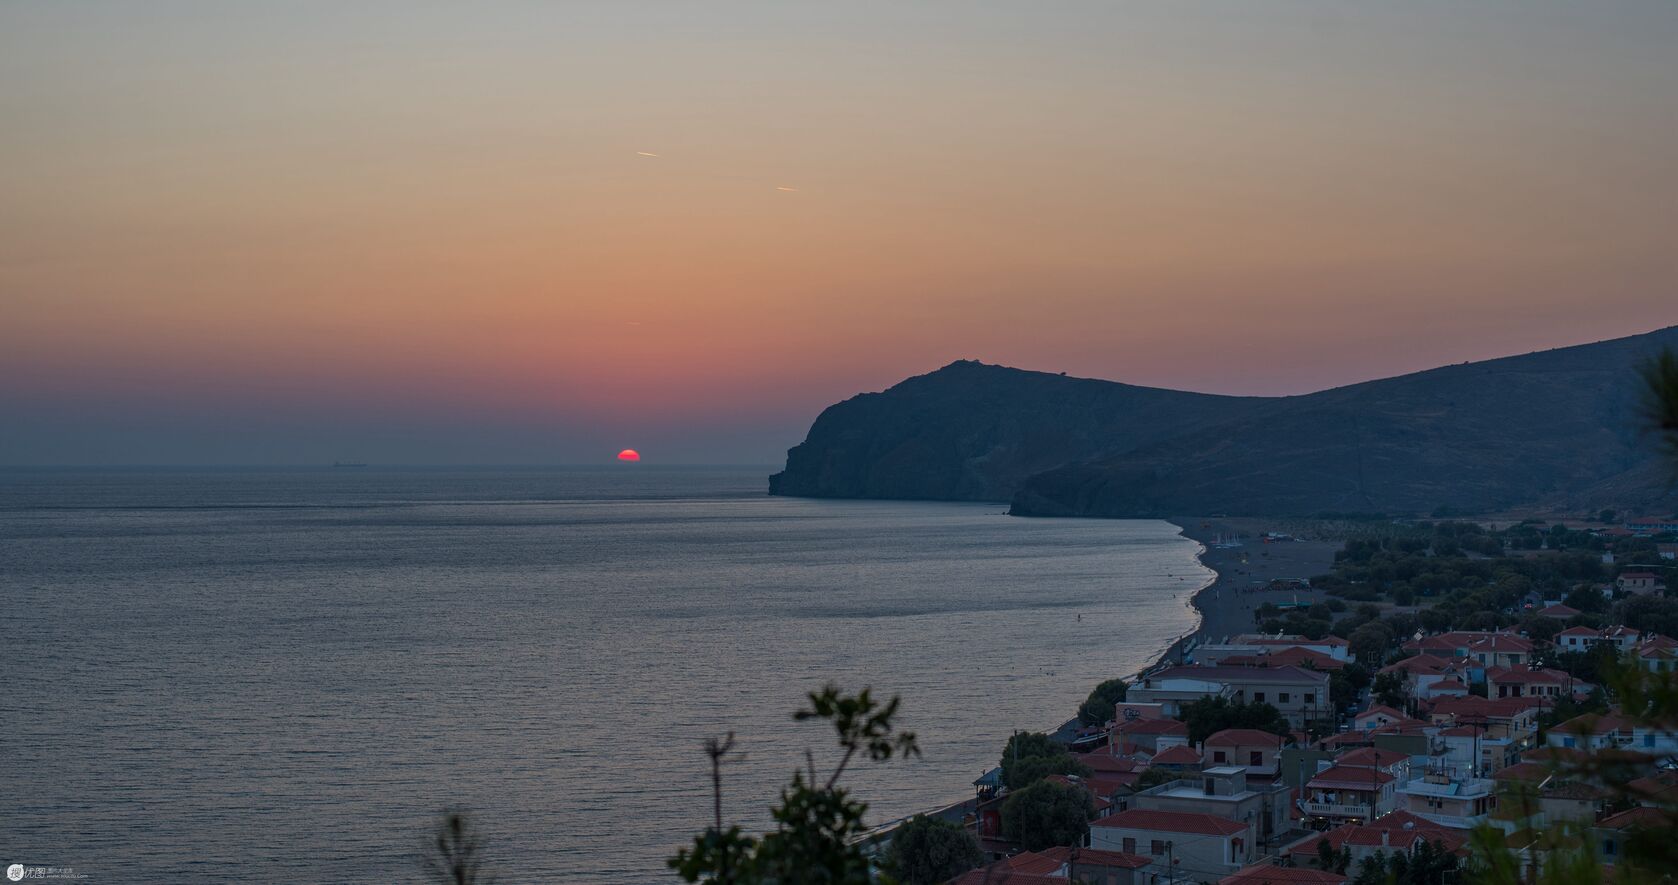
top-left (770, 327), bottom-right (1678, 517)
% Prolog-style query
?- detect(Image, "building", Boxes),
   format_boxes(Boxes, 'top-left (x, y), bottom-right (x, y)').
top-left (1592, 806), bottom-right (1669, 865)
top-left (1490, 761), bottom-right (1605, 833)
top-left (1378, 654), bottom-right (1475, 700)
top-left (1130, 766), bottom-right (1293, 852)
top-left (1113, 717), bottom-right (1191, 756)
top-left (1149, 744), bottom-right (1204, 772)
top-left (1351, 706), bottom-right (1407, 731)
top-left (1220, 646), bottom-right (1346, 672)
top-left (1402, 632), bottom-right (1534, 669)
top-left (1439, 724), bottom-right (1517, 776)
top-left (1089, 809), bottom-right (1255, 877)
top-left (1219, 864), bottom-right (1347, 885)
top-left (1397, 767), bottom-right (1497, 828)
top-left (1484, 666), bottom-right (1574, 700)
top-left (1424, 696), bottom-right (1544, 746)
top-left (1616, 571), bottom-right (1664, 595)
top-left (1300, 764), bottom-right (1397, 825)
top-left (1128, 666), bottom-right (1331, 729)
top-left (952, 848), bottom-right (1156, 885)
top-left (1634, 634), bottom-right (1678, 673)
top-left (1285, 811), bottom-right (1468, 868)
top-left (1554, 626), bottom-right (1604, 654)
top-left (1203, 729), bottom-right (1288, 777)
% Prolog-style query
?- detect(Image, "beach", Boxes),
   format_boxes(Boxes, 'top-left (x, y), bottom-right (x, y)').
top-left (1154, 517), bottom-right (1341, 669)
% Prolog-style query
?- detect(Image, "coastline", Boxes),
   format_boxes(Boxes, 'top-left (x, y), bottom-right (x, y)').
top-left (868, 516), bottom-right (1341, 844)
top-left (1143, 517), bottom-right (1340, 674)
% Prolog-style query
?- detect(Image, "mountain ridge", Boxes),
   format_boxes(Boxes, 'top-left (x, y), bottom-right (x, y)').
top-left (769, 326), bottom-right (1678, 517)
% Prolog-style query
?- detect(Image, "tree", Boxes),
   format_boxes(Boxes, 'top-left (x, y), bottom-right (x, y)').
top-left (881, 815), bottom-right (982, 885)
top-left (999, 779), bottom-right (1093, 851)
top-left (1076, 678), bottom-right (1129, 727)
top-left (1178, 696), bottom-right (1289, 744)
top-left (1134, 766), bottom-right (1179, 790)
top-left (1329, 663), bottom-right (1372, 715)
top-left (669, 685), bottom-right (920, 884)
top-left (1349, 621), bottom-right (1395, 664)
top-left (1000, 731), bottom-right (1089, 790)
top-left (1372, 671), bottom-right (1407, 710)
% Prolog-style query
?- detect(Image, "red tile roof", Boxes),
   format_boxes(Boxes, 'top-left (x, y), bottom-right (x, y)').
top-left (1115, 718), bottom-right (1190, 736)
top-left (950, 868), bottom-right (1062, 885)
top-left (1076, 752), bottom-right (1144, 774)
top-left (1205, 728), bottom-right (1287, 747)
top-left (1150, 744), bottom-right (1204, 765)
top-left (1091, 808), bottom-right (1248, 836)
top-left (1335, 747), bottom-right (1409, 769)
top-left (1486, 666), bottom-right (1571, 685)
top-left (1220, 864), bottom-right (1347, 885)
top-left (1307, 765), bottom-right (1395, 789)
top-left (1355, 705), bottom-right (1406, 722)
top-left (1036, 846), bottom-right (1151, 870)
top-left (1224, 647), bottom-right (1347, 671)
top-left (1597, 806), bottom-right (1668, 831)
top-left (1286, 811), bottom-right (1467, 861)
top-left (1142, 665), bottom-right (1329, 687)
top-left (1551, 712), bottom-right (1633, 736)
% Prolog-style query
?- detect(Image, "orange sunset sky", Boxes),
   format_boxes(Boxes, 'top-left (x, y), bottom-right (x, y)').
top-left (3, 2), bottom-right (1676, 464)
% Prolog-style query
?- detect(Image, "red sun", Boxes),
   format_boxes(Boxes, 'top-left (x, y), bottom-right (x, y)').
top-left (617, 449), bottom-right (641, 462)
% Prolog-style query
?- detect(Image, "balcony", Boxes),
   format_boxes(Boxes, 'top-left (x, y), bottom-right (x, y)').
top-left (1301, 801), bottom-right (1376, 821)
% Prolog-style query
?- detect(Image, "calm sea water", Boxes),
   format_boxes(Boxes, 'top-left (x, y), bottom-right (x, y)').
top-left (1, 467), bottom-right (1209, 883)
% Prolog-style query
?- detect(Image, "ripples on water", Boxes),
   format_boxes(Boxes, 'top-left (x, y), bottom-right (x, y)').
top-left (2, 467), bottom-right (1210, 883)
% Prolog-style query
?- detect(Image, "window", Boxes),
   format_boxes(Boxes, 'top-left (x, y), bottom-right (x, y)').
top-left (1604, 838), bottom-right (1617, 857)
top-left (1563, 737), bottom-right (1576, 748)
top-left (1304, 693), bottom-right (1315, 704)
top-left (1123, 837), bottom-right (1136, 854)
top-left (1150, 839), bottom-right (1165, 856)
top-left (1213, 750), bottom-right (1227, 763)
top-left (1249, 751), bottom-right (1263, 766)
top-left (1279, 693), bottom-right (1290, 704)
top-left (1645, 734), bottom-right (1656, 748)
top-left (1254, 692), bottom-right (1265, 703)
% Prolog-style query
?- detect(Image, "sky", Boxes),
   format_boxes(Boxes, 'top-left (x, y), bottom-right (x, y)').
top-left (3, 1), bottom-right (1676, 465)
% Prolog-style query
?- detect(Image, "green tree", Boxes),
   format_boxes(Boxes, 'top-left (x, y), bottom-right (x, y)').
top-left (1134, 766), bottom-right (1179, 790)
top-left (881, 815), bottom-right (982, 885)
top-left (1000, 731), bottom-right (1089, 790)
top-left (999, 779), bottom-right (1093, 851)
top-left (1329, 662), bottom-right (1372, 715)
top-left (1372, 671), bottom-right (1407, 710)
top-left (1178, 696), bottom-right (1289, 744)
top-left (1349, 621), bottom-right (1395, 664)
top-left (669, 685), bottom-right (919, 884)
top-left (1076, 678), bottom-right (1129, 726)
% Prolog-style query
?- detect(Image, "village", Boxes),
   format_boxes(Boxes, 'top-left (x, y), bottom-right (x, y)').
top-left (872, 517), bottom-right (1678, 885)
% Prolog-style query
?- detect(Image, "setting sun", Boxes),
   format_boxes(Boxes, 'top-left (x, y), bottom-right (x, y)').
top-left (616, 449), bottom-right (641, 462)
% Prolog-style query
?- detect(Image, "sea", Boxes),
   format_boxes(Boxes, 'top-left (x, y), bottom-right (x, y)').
top-left (1, 466), bottom-right (1211, 883)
